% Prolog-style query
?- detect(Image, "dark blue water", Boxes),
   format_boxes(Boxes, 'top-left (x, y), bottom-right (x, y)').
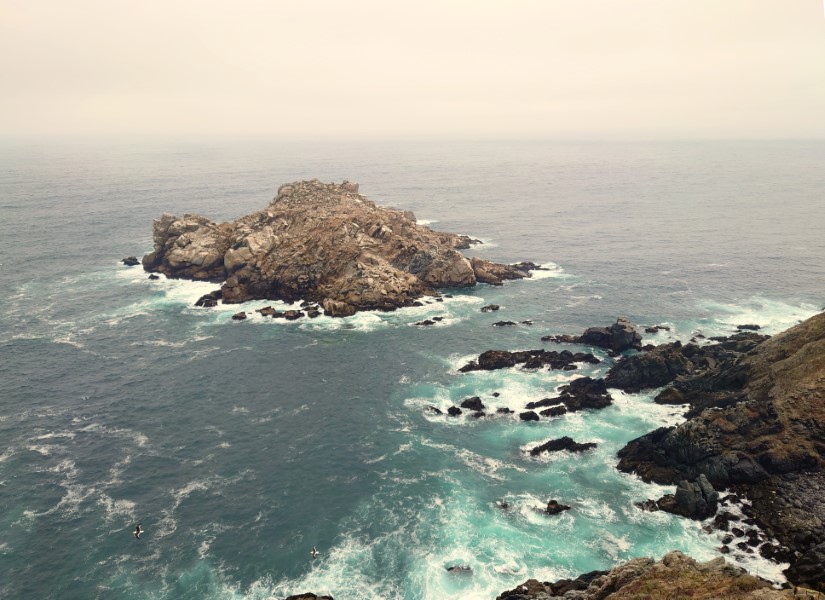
top-left (1, 140), bottom-right (823, 599)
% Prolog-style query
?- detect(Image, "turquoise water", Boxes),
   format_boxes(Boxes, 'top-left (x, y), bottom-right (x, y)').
top-left (1, 140), bottom-right (823, 599)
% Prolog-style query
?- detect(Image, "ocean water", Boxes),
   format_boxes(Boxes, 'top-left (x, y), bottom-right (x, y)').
top-left (0, 140), bottom-right (823, 600)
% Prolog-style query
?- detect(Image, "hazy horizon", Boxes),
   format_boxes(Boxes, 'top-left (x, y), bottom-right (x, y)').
top-left (2, 0), bottom-right (824, 140)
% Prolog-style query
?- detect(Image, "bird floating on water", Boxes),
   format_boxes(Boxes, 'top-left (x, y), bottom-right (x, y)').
top-left (310, 546), bottom-right (318, 559)
top-left (133, 524), bottom-right (142, 539)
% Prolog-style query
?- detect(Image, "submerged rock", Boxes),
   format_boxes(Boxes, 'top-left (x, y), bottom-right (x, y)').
top-left (143, 180), bottom-right (539, 314)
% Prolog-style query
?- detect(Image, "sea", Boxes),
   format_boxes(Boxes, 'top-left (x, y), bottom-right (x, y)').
top-left (1, 139), bottom-right (823, 600)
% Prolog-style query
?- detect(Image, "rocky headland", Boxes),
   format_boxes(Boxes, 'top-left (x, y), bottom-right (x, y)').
top-left (614, 311), bottom-right (825, 591)
top-left (141, 179), bottom-right (539, 316)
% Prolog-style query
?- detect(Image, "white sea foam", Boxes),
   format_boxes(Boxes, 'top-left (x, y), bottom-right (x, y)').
top-left (523, 262), bottom-right (569, 281)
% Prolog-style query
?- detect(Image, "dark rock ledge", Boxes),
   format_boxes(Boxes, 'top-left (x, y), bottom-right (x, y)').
top-left (142, 179), bottom-right (541, 316)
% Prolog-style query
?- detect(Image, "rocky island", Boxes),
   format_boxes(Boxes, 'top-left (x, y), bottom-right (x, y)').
top-left (141, 179), bottom-right (539, 316)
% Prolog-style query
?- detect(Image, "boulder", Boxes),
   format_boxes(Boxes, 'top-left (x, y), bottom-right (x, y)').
top-left (447, 406), bottom-right (462, 417)
top-left (519, 411), bottom-right (539, 422)
top-left (231, 311), bottom-right (247, 321)
top-left (481, 304), bottom-right (500, 312)
top-left (148, 273), bottom-right (160, 280)
top-left (122, 256), bottom-right (140, 266)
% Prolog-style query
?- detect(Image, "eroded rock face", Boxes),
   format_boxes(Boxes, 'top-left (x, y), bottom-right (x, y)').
top-left (143, 180), bottom-right (537, 314)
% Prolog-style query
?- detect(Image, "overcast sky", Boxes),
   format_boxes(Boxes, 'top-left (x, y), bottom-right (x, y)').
top-left (1, 0), bottom-right (824, 139)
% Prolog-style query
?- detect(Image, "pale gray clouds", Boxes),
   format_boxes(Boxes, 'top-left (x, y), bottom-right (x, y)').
top-left (1, 0), bottom-right (823, 138)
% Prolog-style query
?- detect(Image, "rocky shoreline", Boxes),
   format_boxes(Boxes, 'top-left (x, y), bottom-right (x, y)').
top-left (485, 313), bottom-right (825, 597)
top-left (139, 179), bottom-right (541, 316)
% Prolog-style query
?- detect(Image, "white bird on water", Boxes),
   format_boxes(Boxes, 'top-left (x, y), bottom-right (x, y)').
top-left (133, 523), bottom-right (142, 539)
top-left (310, 546), bottom-right (319, 559)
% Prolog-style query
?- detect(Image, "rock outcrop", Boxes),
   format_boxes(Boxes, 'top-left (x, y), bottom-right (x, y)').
top-left (543, 317), bottom-right (643, 353)
top-left (655, 474), bottom-right (720, 520)
top-left (143, 180), bottom-right (538, 314)
top-left (617, 311), bottom-right (825, 591)
top-left (604, 332), bottom-right (768, 394)
top-left (495, 551), bottom-right (792, 599)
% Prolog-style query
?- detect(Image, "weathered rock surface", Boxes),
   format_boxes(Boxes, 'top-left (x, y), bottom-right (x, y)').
top-left (543, 317), bottom-right (643, 353)
top-left (495, 551), bottom-right (791, 599)
top-left (143, 180), bottom-right (538, 314)
top-left (617, 312), bottom-right (825, 591)
top-left (459, 349), bottom-right (599, 373)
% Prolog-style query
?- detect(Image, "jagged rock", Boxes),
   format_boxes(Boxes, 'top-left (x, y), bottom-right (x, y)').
top-left (447, 406), bottom-right (462, 417)
top-left (655, 475), bottom-right (719, 520)
top-left (525, 377), bottom-right (612, 413)
top-left (493, 321), bottom-right (517, 327)
top-left (529, 436), bottom-right (597, 456)
top-left (257, 306), bottom-right (281, 317)
top-left (544, 500), bottom-right (571, 515)
top-left (148, 273), bottom-right (160, 280)
top-left (426, 406), bottom-right (443, 415)
top-left (231, 311), bottom-right (247, 321)
top-left (283, 310), bottom-right (304, 320)
top-left (481, 304), bottom-right (500, 312)
top-left (545, 316), bottom-right (642, 352)
top-left (605, 341), bottom-right (694, 392)
top-left (195, 290), bottom-right (222, 307)
top-left (645, 325), bottom-right (671, 333)
top-left (143, 180), bottom-right (538, 314)
top-left (460, 396), bottom-right (485, 411)
top-left (122, 256), bottom-right (140, 266)
top-left (519, 411), bottom-right (539, 422)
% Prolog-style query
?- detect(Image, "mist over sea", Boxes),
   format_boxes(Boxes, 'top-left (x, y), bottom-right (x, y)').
top-left (1, 139), bottom-right (823, 599)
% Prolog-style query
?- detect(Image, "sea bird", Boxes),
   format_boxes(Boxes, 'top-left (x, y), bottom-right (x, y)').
top-left (134, 523), bottom-right (142, 539)
top-left (310, 546), bottom-right (318, 558)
